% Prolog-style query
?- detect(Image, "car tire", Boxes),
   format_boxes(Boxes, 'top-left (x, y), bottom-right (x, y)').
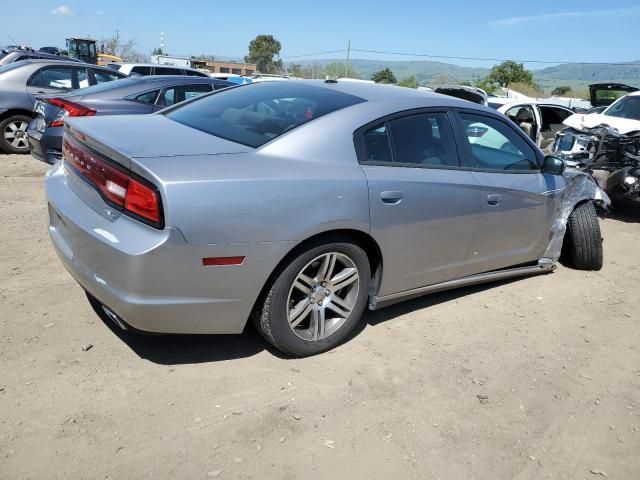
top-left (0, 115), bottom-right (32, 154)
top-left (254, 240), bottom-right (371, 357)
top-left (565, 201), bottom-right (603, 271)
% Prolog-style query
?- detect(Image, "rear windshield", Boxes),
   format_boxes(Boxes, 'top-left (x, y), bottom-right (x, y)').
top-left (165, 82), bottom-right (365, 148)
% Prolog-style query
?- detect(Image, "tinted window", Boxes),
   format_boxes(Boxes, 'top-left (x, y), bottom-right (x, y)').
top-left (77, 68), bottom-right (90, 88)
top-left (540, 106), bottom-right (571, 126)
top-left (156, 67), bottom-right (182, 75)
top-left (232, 68), bottom-right (242, 75)
top-left (28, 66), bottom-right (74, 89)
top-left (388, 113), bottom-right (458, 167)
top-left (362, 123), bottom-right (392, 163)
top-left (459, 113), bottom-right (538, 171)
top-left (131, 66), bottom-right (152, 76)
top-left (93, 69), bottom-right (123, 83)
top-left (219, 67), bottom-right (230, 73)
top-left (166, 82), bottom-right (365, 148)
top-left (158, 84), bottom-right (212, 106)
top-left (135, 90), bottom-right (160, 104)
top-left (185, 69), bottom-right (203, 76)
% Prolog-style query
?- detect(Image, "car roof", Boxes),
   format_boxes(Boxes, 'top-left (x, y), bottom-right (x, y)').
top-left (7, 59), bottom-right (91, 67)
top-left (289, 79), bottom-right (490, 110)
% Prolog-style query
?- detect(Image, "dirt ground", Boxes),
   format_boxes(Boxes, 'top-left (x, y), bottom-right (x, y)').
top-left (1, 153), bottom-right (639, 480)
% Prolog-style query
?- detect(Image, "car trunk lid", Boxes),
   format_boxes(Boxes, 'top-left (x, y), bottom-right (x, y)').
top-left (589, 83), bottom-right (639, 108)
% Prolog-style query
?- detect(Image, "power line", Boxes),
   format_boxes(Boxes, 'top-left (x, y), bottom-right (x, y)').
top-left (351, 48), bottom-right (640, 66)
top-left (282, 49), bottom-right (347, 60)
top-left (282, 46), bottom-right (640, 66)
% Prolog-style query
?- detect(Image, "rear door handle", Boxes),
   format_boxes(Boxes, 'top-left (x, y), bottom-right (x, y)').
top-left (380, 191), bottom-right (404, 204)
top-left (487, 194), bottom-right (502, 206)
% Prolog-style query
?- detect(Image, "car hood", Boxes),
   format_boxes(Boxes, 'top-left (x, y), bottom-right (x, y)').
top-left (562, 112), bottom-right (640, 135)
top-left (65, 114), bottom-right (249, 162)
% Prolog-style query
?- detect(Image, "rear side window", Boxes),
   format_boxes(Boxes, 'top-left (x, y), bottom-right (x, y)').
top-left (458, 113), bottom-right (538, 171)
top-left (28, 66), bottom-right (74, 89)
top-left (131, 66), bottom-right (152, 76)
top-left (155, 67), bottom-right (182, 75)
top-left (362, 113), bottom-right (458, 167)
top-left (135, 90), bottom-right (160, 104)
top-left (165, 82), bottom-right (365, 148)
top-left (77, 68), bottom-right (90, 88)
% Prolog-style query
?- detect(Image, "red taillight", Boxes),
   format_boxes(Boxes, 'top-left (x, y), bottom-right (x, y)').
top-left (62, 134), bottom-right (162, 227)
top-left (48, 98), bottom-right (96, 127)
top-left (125, 178), bottom-right (160, 224)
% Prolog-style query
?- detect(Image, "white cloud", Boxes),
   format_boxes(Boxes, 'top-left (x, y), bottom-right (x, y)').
top-left (490, 7), bottom-right (640, 28)
top-left (50, 5), bottom-right (74, 16)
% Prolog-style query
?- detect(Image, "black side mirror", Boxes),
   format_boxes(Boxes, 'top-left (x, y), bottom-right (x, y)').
top-left (542, 155), bottom-right (566, 175)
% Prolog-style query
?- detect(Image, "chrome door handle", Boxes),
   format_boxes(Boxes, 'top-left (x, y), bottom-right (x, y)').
top-left (487, 194), bottom-right (502, 206)
top-left (381, 191), bottom-right (404, 204)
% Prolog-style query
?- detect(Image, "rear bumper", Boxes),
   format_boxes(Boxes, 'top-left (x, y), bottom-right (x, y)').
top-left (28, 125), bottom-right (63, 165)
top-left (46, 163), bottom-right (293, 334)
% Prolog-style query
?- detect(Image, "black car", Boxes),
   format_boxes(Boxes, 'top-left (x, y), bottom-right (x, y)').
top-left (28, 75), bottom-right (234, 163)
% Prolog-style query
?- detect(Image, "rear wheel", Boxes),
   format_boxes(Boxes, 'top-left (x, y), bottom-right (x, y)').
top-left (0, 115), bottom-right (32, 154)
top-left (564, 201), bottom-right (603, 270)
top-left (254, 241), bottom-right (370, 357)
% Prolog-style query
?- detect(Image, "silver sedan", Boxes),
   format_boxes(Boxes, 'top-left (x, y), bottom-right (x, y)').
top-left (46, 80), bottom-right (605, 356)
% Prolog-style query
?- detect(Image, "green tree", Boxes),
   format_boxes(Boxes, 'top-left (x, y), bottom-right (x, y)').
top-left (152, 47), bottom-right (164, 55)
top-left (551, 85), bottom-right (572, 96)
top-left (371, 67), bottom-right (397, 84)
top-left (244, 34), bottom-right (283, 74)
top-left (475, 77), bottom-right (499, 94)
top-left (398, 75), bottom-right (418, 88)
top-left (323, 62), bottom-right (359, 79)
top-left (486, 60), bottom-right (534, 88)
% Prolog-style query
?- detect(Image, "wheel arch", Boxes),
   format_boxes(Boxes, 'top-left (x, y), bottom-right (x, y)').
top-left (0, 108), bottom-right (35, 122)
top-left (251, 229), bottom-right (384, 318)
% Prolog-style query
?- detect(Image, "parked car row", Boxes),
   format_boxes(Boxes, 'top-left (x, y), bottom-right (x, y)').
top-left (29, 75), bottom-right (233, 163)
top-left (0, 57), bottom-right (237, 154)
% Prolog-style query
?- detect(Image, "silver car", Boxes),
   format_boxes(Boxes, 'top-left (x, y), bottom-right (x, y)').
top-left (46, 80), bottom-right (605, 356)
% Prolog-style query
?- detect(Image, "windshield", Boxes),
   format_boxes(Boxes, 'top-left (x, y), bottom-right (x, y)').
top-left (165, 82), bottom-right (366, 148)
top-left (604, 95), bottom-right (640, 121)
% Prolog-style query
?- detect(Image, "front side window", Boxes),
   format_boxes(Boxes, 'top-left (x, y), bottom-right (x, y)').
top-left (28, 66), bottom-right (74, 89)
top-left (458, 113), bottom-right (538, 171)
top-left (165, 82), bottom-right (365, 148)
top-left (93, 69), bottom-right (123, 83)
top-left (158, 84), bottom-right (212, 107)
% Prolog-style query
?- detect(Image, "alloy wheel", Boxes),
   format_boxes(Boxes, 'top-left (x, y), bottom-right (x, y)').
top-left (3, 120), bottom-right (30, 150)
top-left (286, 252), bottom-right (360, 341)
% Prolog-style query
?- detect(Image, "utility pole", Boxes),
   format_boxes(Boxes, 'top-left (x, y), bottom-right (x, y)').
top-left (345, 40), bottom-right (351, 78)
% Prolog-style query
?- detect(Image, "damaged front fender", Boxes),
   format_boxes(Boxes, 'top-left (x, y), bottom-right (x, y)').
top-left (540, 170), bottom-right (610, 264)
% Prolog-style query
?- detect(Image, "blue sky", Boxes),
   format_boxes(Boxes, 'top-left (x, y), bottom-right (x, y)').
top-left (4, 0), bottom-right (639, 68)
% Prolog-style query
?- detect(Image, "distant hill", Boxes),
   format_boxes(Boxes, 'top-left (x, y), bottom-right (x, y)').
top-left (295, 58), bottom-right (490, 84)
top-left (292, 58), bottom-right (640, 93)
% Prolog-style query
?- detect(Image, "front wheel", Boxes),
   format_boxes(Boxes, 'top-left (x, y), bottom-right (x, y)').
top-left (254, 241), bottom-right (371, 357)
top-left (564, 201), bottom-right (603, 271)
top-left (0, 115), bottom-right (32, 154)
